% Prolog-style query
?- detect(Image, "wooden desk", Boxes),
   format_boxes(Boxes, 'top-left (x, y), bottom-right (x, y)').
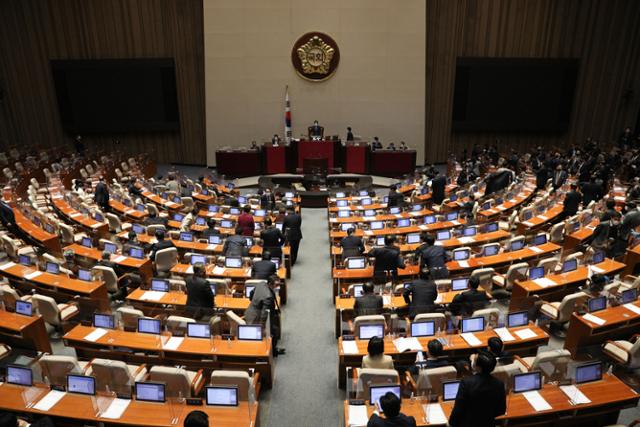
top-left (50, 196), bottom-right (109, 236)
top-left (564, 220), bottom-right (598, 250)
top-left (65, 244), bottom-right (153, 282)
top-left (0, 309), bottom-right (51, 353)
top-left (623, 243), bottom-right (640, 276)
top-left (476, 189), bottom-right (535, 221)
top-left (328, 209), bottom-right (433, 225)
top-left (329, 219), bottom-right (467, 242)
top-left (64, 324), bottom-right (274, 388)
top-left (141, 191), bottom-right (183, 211)
top-left (342, 373), bottom-right (638, 427)
top-left (516, 205), bottom-right (564, 234)
top-left (332, 265), bottom-right (421, 297)
top-left (109, 199), bottom-right (148, 221)
top-left (13, 209), bottom-right (61, 256)
top-left (446, 243), bottom-right (561, 274)
top-left (126, 288), bottom-right (260, 316)
top-left (0, 383), bottom-right (259, 427)
top-left (564, 300), bottom-right (640, 357)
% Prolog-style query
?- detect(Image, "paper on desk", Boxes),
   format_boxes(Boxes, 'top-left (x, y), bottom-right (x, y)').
top-left (514, 328), bottom-right (537, 340)
top-left (530, 246), bottom-right (544, 253)
top-left (494, 327), bottom-right (516, 342)
top-left (212, 266), bottom-right (225, 275)
top-left (623, 303), bottom-right (640, 315)
top-left (342, 340), bottom-right (359, 354)
top-left (395, 214), bottom-right (403, 218)
top-left (590, 265), bottom-right (604, 273)
top-left (24, 270), bottom-right (43, 280)
top-left (206, 244), bottom-right (218, 251)
top-left (419, 225), bottom-right (428, 231)
top-left (382, 295), bottom-right (391, 306)
top-left (364, 230), bottom-right (373, 236)
top-left (0, 261), bottom-right (16, 271)
top-left (141, 291), bottom-right (165, 301)
top-left (460, 332), bottom-right (482, 346)
top-left (582, 313), bottom-right (606, 325)
top-left (70, 212), bottom-right (82, 218)
top-left (457, 260), bottom-right (470, 268)
top-left (451, 220), bottom-right (461, 225)
top-left (521, 221), bottom-right (533, 227)
top-left (533, 277), bottom-right (556, 288)
top-left (186, 266), bottom-right (194, 275)
top-left (113, 255), bottom-right (127, 263)
top-left (434, 241), bottom-right (443, 246)
top-left (523, 390), bottom-right (552, 411)
top-left (393, 337), bottom-right (423, 352)
top-left (497, 206), bottom-right (506, 211)
top-left (363, 216), bottom-right (376, 221)
top-left (559, 385), bottom-right (591, 405)
top-left (84, 328), bottom-right (108, 342)
top-left (459, 237), bottom-right (475, 244)
top-left (162, 336), bottom-right (184, 351)
top-left (347, 405), bottom-right (369, 427)
top-left (423, 403), bottom-right (448, 424)
top-left (33, 389), bottom-right (65, 411)
top-left (435, 294), bottom-right (443, 303)
top-left (509, 199), bottom-right (517, 204)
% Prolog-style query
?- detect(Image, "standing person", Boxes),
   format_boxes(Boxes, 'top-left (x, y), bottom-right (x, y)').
top-left (402, 273), bottom-right (438, 319)
top-left (449, 352), bottom-right (506, 427)
top-left (580, 176), bottom-right (603, 206)
top-left (237, 205), bottom-right (255, 236)
top-left (260, 188), bottom-right (276, 210)
top-left (430, 171), bottom-right (447, 205)
top-left (387, 185), bottom-right (404, 208)
top-left (244, 277), bottom-right (284, 356)
top-left (222, 227), bottom-right (248, 257)
top-left (368, 235), bottom-right (405, 283)
top-left (260, 218), bottom-right (285, 261)
top-left (94, 176), bottom-right (110, 211)
top-left (354, 282), bottom-right (383, 316)
top-left (367, 392), bottom-right (417, 427)
top-left (552, 164), bottom-right (568, 189)
top-left (282, 206), bottom-right (302, 265)
top-left (346, 126), bottom-right (354, 141)
top-left (251, 251), bottom-right (278, 280)
top-left (185, 263), bottom-right (214, 319)
top-left (560, 183), bottom-right (582, 220)
top-left (414, 234), bottom-right (449, 279)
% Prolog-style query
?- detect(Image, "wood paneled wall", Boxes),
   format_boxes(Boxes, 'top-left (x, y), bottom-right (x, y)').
top-left (0, 0), bottom-right (206, 165)
top-left (425, 0), bottom-right (640, 163)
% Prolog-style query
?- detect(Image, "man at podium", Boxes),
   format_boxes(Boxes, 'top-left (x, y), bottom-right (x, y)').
top-left (308, 120), bottom-right (324, 140)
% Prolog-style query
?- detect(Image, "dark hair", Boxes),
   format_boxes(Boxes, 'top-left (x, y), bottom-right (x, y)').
top-left (235, 226), bottom-right (243, 234)
top-left (128, 230), bottom-right (137, 241)
top-left (347, 227), bottom-right (355, 236)
top-left (101, 250), bottom-right (111, 261)
top-left (184, 410), bottom-right (209, 427)
top-left (155, 229), bottom-right (165, 240)
top-left (262, 250), bottom-right (271, 260)
top-left (243, 205), bottom-right (251, 213)
top-left (0, 412), bottom-right (18, 427)
top-left (606, 199), bottom-right (616, 209)
top-left (589, 273), bottom-right (606, 292)
top-left (476, 351), bottom-right (497, 375)
top-left (424, 234), bottom-right (435, 245)
top-left (570, 183), bottom-right (578, 190)
top-left (264, 218), bottom-right (273, 226)
top-left (30, 417), bottom-right (55, 427)
top-left (379, 392), bottom-right (401, 417)
top-left (192, 262), bottom-right (206, 277)
top-left (384, 235), bottom-right (395, 246)
top-left (427, 339), bottom-right (443, 357)
top-left (487, 337), bottom-right (504, 354)
top-left (207, 218), bottom-right (216, 228)
top-left (363, 282), bottom-right (374, 294)
top-left (367, 336), bottom-right (385, 356)
top-left (468, 275), bottom-right (480, 290)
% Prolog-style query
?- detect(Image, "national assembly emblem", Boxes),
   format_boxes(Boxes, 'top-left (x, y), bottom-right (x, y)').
top-left (291, 32), bottom-right (340, 82)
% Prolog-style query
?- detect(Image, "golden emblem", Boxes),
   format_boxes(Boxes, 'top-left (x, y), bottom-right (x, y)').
top-left (296, 35), bottom-right (335, 75)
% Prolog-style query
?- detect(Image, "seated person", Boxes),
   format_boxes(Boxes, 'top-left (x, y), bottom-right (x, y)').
top-left (362, 336), bottom-right (394, 369)
top-left (144, 211), bottom-right (167, 226)
top-left (471, 337), bottom-right (512, 368)
top-left (251, 250), bottom-right (277, 280)
top-left (367, 392), bottom-right (417, 427)
top-left (149, 229), bottom-right (175, 260)
top-left (354, 282), bottom-right (383, 316)
top-left (411, 339), bottom-right (449, 375)
top-left (581, 272), bottom-right (606, 297)
top-left (122, 230), bottom-right (141, 254)
top-left (450, 276), bottom-right (489, 317)
top-left (184, 410), bottom-right (209, 427)
top-left (203, 218), bottom-right (220, 239)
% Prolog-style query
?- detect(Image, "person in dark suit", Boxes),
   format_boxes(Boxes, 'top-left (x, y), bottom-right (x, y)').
top-left (450, 276), bottom-right (489, 316)
top-left (621, 202), bottom-right (640, 240)
top-left (535, 164), bottom-right (549, 191)
top-left (431, 172), bottom-right (447, 205)
top-left (367, 392), bottom-right (416, 427)
top-left (449, 352), bottom-right (506, 427)
top-left (487, 337), bottom-right (513, 365)
top-left (225, 195), bottom-right (240, 207)
top-left (94, 176), bottom-right (110, 211)
top-left (244, 277), bottom-right (284, 355)
top-left (186, 263), bottom-right (214, 319)
top-left (148, 229), bottom-right (175, 261)
top-left (368, 235), bottom-right (405, 283)
top-left (144, 211), bottom-right (167, 226)
top-left (260, 218), bottom-right (285, 260)
top-left (561, 183), bottom-right (582, 220)
top-left (371, 137), bottom-right (383, 150)
top-left (580, 177), bottom-right (603, 207)
top-left (420, 339), bottom-right (450, 369)
top-left (600, 199), bottom-right (618, 222)
top-left (251, 251), bottom-right (277, 280)
top-left (260, 188), bottom-right (276, 210)
top-left (387, 185), bottom-right (404, 208)
top-left (127, 178), bottom-right (143, 197)
top-left (310, 120), bottom-right (322, 138)
top-left (237, 205), bottom-right (255, 236)
top-left (223, 227), bottom-right (248, 257)
top-left (341, 227), bottom-right (365, 258)
top-left (283, 207), bottom-right (302, 265)
top-left (403, 274), bottom-right (438, 319)
top-left (0, 199), bottom-right (17, 234)
top-left (552, 164), bottom-right (568, 189)
top-left (414, 234), bottom-right (449, 279)
top-left (122, 231), bottom-right (141, 255)
top-left (203, 218), bottom-right (220, 239)
top-left (354, 282), bottom-right (383, 316)
top-left (346, 127), bottom-right (354, 141)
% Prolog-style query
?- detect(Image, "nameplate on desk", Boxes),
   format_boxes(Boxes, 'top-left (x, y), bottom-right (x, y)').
top-left (423, 403), bottom-right (448, 424)
top-left (342, 340), bottom-right (359, 355)
top-left (33, 389), bottom-right (66, 411)
top-left (559, 385), bottom-right (591, 405)
top-left (538, 215), bottom-right (549, 221)
top-left (393, 337), bottom-right (423, 352)
top-left (457, 261), bottom-right (470, 268)
top-left (162, 336), bottom-right (184, 351)
top-left (514, 328), bottom-right (537, 340)
top-left (347, 404), bottom-right (369, 427)
top-left (434, 241), bottom-right (443, 246)
top-left (363, 230), bottom-right (373, 236)
top-left (24, 270), bottom-right (43, 280)
top-left (112, 255), bottom-right (128, 263)
top-left (582, 313), bottom-right (606, 325)
top-left (497, 206), bottom-right (506, 211)
top-left (70, 212), bottom-right (82, 218)
top-left (419, 225), bottom-right (428, 231)
top-left (84, 328), bottom-right (108, 342)
top-left (125, 209), bottom-right (136, 215)
top-left (523, 390), bottom-right (552, 411)
top-left (533, 277), bottom-right (556, 288)
top-left (394, 214), bottom-right (403, 218)
top-left (460, 332), bottom-right (482, 346)
top-left (363, 216), bottom-right (376, 221)
top-left (141, 291), bottom-right (165, 302)
top-left (509, 199), bottom-right (517, 204)
top-left (493, 327), bottom-right (516, 342)
top-left (91, 223), bottom-right (102, 229)
top-left (623, 303), bottom-right (640, 315)
top-left (0, 261), bottom-right (16, 271)
top-left (101, 397), bottom-right (132, 419)
top-left (530, 246), bottom-right (544, 254)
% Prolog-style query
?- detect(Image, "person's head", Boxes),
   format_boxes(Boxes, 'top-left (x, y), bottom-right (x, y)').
top-left (347, 126), bottom-right (352, 131)
top-left (287, 206), bottom-right (296, 214)
top-left (487, 337), bottom-right (504, 355)
top-left (347, 227), bottom-right (355, 236)
top-left (314, 120), bottom-right (318, 125)
top-left (423, 234), bottom-right (435, 246)
top-left (128, 230), bottom-right (137, 241)
top-left (606, 199), bottom-right (616, 210)
top-left (149, 210), bottom-right (157, 218)
top-left (589, 273), bottom-right (606, 293)
top-left (155, 229), bottom-right (165, 241)
top-left (262, 250), bottom-right (271, 261)
top-left (207, 218), bottom-right (216, 229)
top-left (235, 226), bottom-right (243, 235)
top-left (610, 211), bottom-right (622, 225)
top-left (184, 410), bottom-right (209, 427)
top-left (379, 392), bottom-right (401, 417)
top-left (475, 351), bottom-right (497, 375)
top-left (363, 282), bottom-right (374, 294)
top-left (427, 339), bottom-right (443, 358)
top-left (192, 206), bottom-right (199, 216)
top-left (101, 250), bottom-right (111, 261)
top-left (0, 411), bottom-right (18, 427)
top-left (243, 205), bottom-right (251, 213)
top-left (192, 262), bottom-right (206, 277)
top-left (279, 206), bottom-right (286, 215)
top-left (367, 336), bottom-right (384, 357)
top-left (374, 136), bottom-right (379, 141)
top-left (168, 174), bottom-right (175, 181)
top-left (570, 183), bottom-right (577, 191)
top-left (63, 249), bottom-right (75, 263)
top-left (384, 235), bottom-right (395, 246)
top-left (469, 275), bottom-right (480, 290)
top-left (556, 164), bottom-right (562, 171)
top-left (264, 218), bottom-right (273, 227)
top-left (99, 176), bottom-right (104, 182)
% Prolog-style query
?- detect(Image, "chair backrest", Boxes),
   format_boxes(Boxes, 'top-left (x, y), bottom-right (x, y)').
top-left (416, 366), bottom-right (457, 397)
top-left (470, 267), bottom-right (495, 292)
top-left (356, 368), bottom-right (399, 399)
top-left (166, 315), bottom-right (196, 336)
top-left (146, 203), bottom-right (160, 216)
top-left (226, 310), bottom-right (246, 335)
top-left (530, 349), bottom-right (572, 382)
top-left (58, 223), bottom-right (76, 244)
top-left (563, 251), bottom-right (583, 263)
top-left (105, 213), bottom-right (122, 233)
top-left (353, 315), bottom-right (386, 335)
top-left (471, 308), bottom-right (500, 327)
top-left (32, 294), bottom-right (61, 326)
top-left (504, 262), bottom-right (529, 289)
top-left (181, 197), bottom-right (194, 210)
top-left (537, 257), bottom-right (559, 274)
top-left (452, 247), bottom-right (472, 260)
top-left (1, 235), bottom-right (18, 259)
top-left (507, 236), bottom-right (525, 251)
top-left (493, 362), bottom-right (522, 391)
top-left (557, 292), bottom-right (588, 322)
top-left (155, 247), bottom-right (179, 272)
top-left (549, 222), bottom-right (565, 243)
top-left (413, 313), bottom-right (446, 332)
top-left (0, 284), bottom-right (20, 310)
top-left (116, 307), bottom-right (145, 331)
top-left (210, 370), bottom-right (253, 401)
top-left (90, 358), bottom-right (135, 395)
top-left (39, 355), bottom-right (83, 386)
top-left (92, 265), bottom-right (119, 293)
top-left (148, 366), bottom-right (192, 398)
top-left (146, 223), bottom-right (165, 235)
top-left (207, 278), bottom-right (231, 296)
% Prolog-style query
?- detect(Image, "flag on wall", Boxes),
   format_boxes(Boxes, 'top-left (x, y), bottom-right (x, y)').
top-left (284, 86), bottom-right (292, 143)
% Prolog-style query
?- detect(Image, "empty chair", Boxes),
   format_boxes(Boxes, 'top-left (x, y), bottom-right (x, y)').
top-left (116, 307), bottom-right (145, 331)
top-left (355, 368), bottom-right (399, 399)
top-left (3, 168), bottom-right (13, 180)
top-left (412, 313), bottom-right (446, 333)
top-left (58, 223), bottom-right (85, 245)
top-left (0, 343), bottom-right (10, 360)
top-left (493, 262), bottom-right (528, 290)
top-left (39, 354), bottom-right (91, 386)
top-left (563, 251), bottom-right (583, 264)
top-left (540, 292), bottom-right (588, 336)
top-left (499, 211), bottom-right (518, 231)
top-left (537, 257), bottom-right (559, 274)
top-left (210, 370), bottom-right (260, 401)
top-left (411, 366), bottom-right (457, 398)
top-left (105, 213), bottom-right (130, 233)
top-left (145, 203), bottom-right (160, 217)
top-left (603, 336), bottom-right (640, 369)
top-left (148, 366), bottom-right (205, 398)
top-left (32, 294), bottom-right (79, 335)
top-left (207, 278), bottom-right (231, 295)
top-left (549, 222), bottom-right (565, 243)
top-left (120, 162), bottom-right (129, 172)
top-left (0, 284), bottom-right (32, 311)
top-left (226, 310), bottom-right (246, 335)
top-left (492, 362), bottom-right (523, 391)
top-left (353, 315), bottom-right (386, 337)
top-left (146, 224), bottom-right (165, 236)
top-left (181, 197), bottom-right (195, 211)
top-left (513, 349), bottom-right (572, 382)
top-left (166, 315), bottom-right (196, 336)
top-left (90, 358), bottom-right (147, 396)
top-left (452, 247), bottom-right (472, 261)
top-left (154, 247), bottom-right (178, 273)
top-left (472, 308), bottom-right (500, 327)
top-left (92, 265), bottom-right (119, 293)
top-left (1, 235), bottom-right (34, 260)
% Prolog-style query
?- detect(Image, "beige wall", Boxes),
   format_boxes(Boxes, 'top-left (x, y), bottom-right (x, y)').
top-left (203, 0), bottom-right (425, 166)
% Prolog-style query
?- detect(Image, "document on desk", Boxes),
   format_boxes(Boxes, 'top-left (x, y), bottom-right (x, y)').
top-left (70, 212), bottom-right (82, 218)
top-left (212, 266), bottom-right (225, 276)
top-left (393, 337), bottom-right (423, 352)
top-left (451, 220), bottom-right (461, 225)
top-left (560, 385), bottom-right (591, 405)
top-left (100, 397), bottom-right (131, 419)
top-left (493, 327), bottom-right (516, 342)
top-left (538, 215), bottom-right (548, 221)
top-left (533, 277), bottom-right (556, 288)
top-left (206, 244), bottom-right (218, 251)
top-left (623, 303), bottom-right (640, 315)
top-left (186, 265), bottom-right (195, 275)
top-left (514, 328), bottom-right (537, 340)
top-left (24, 270), bottom-right (43, 280)
top-left (382, 295), bottom-right (391, 306)
top-left (460, 332), bottom-right (482, 347)
top-left (363, 216), bottom-right (376, 221)
top-left (523, 390), bottom-right (552, 411)
top-left (33, 389), bottom-right (66, 411)
top-left (582, 313), bottom-right (606, 325)
top-left (342, 340), bottom-right (360, 355)
top-left (419, 225), bottom-right (428, 231)
top-left (521, 221), bottom-right (534, 227)
top-left (84, 328), bottom-right (108, 342)
top-left (140, 291), bottom-right (165, 301)
top-left (395, 214), bottom-right (403, 218)
top-left (457, 260), bottom-right (470, 268)
top-left (364, 230), bottom-right (373, 236)
top-left (530, 246), bottom-right (544, 253)
top-left (590, 265), bottom-right (604, 273)
top-left (434, 241), bottom-right (443, 246)
top-left (347, 405), bottom-right (369, 427)
top-left (113, 255), bottom-right (128, 263)
top-left (0, 261), bottom-right (16, 271)
top-left (162, 336), bottom-right (184, 351)
top-left (459, 237), bottom-right (475, 244)
top-left (423, 403), bottom-right (448, 424)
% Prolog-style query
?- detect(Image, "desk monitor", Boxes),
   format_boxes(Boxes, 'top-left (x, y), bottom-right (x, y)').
top-left (275, 223), bottom-right (283, 231)
top-left (375, 237), bottom-right (385, 246)
top-left (135, 382), bottom-right (165, 403)
top-left (364, 209), bottom-right (376, 217)
top-left (18, 254), bottom-right (31, 266)
top-left (370, 221), bottom-right (384, 230)
top-left (337, 200), bottom-right (348, 207)
top-left (338, 210), bottom-right (350, 218)
top-left (208, 235), bottom-right (221, 245)
top-left (523, 210), bottom-right (533, 221)
top-left (285, 192), bottom-right (294, 198)
top-left (125, 198), bottom-right (135, 206)
top-left (208, 205), bottom-right (219, 213)
top-left (179, 232), bottom-right (193, 242)
top-left (359, 190), bottom-right (369, 197)
top-left (347, 257), bottom-right (366, 269)
top-left (187, 323), bottom-right (211, 339)
top-left (190, 255), bottom-right (207, 265)
top-left (507, 311), bottom-right (528, 328)
top-left (237, 324), bottom-right (263, 341)
top-left (225, 257), bottom-right (242, 268)
top-left (510, 240), bottom-right (525, 251)
top-left (7, 365), bottom-right (32, 387)
top-left (389, 207), bottom-right (401, 214)
top-left (237, 196), bottom-right (247, 204)
top-left (340, 223), bottom-right (352, 232)
top-left (451, 278), bottom-right (469, 291)
top-left (132, 224), bottom-right (145, 234)
top-left (621, 288), bottom-right (638, 304)
top-left (562, 259), bottom-right (578, 273)
top-left (172, 196), bottom-right (181, 204)
top-left (411, 320), bottom-right (435, 337)
top-left (361, 198), bottom-right (372, 206)
top-left (575, 361), bottom-right (603, 384)
top-left (173, 214), bottom-right (184, 222)
top-left (220, 220), bottom-right (233, 229)
top-left (421, 187), bottom-right (429, 195)
top-left (482, 202), bottom-right (491, 211)
top-left (484, 222), bottom-right (499, 233)
top-left (129, 247), bottom-right (144, 259)
top-left (160, 193), bottom-right (168, 200)
top-left (45, 223), bottom-right (55, 234)
top-left (45, 262), bottom-right (60, 275)
top-left (587, 296), bottom-right (607, 313)
top-left (271, 258), bottom-right (280, 269)
top-left (227, 182), bottom-right (235, 190)
top-left (483, 245), bottom-right (499, 256)
top-left (495, 197), bottom-right (504, 205)
top-left (245, 237), bottom-right (254, 247)
top-left (450, 194), bottom-right (458, 202)
top-left (369, 384), bottom-right (401, 406)
top-left (245, 285), bottom-right (256, 298)
top-left (442, 380), bottom-right (461, 401)
top-left (461, 316), bottom-right (485, 333)
top-left (412, 204), bottom-right (422, 212)
top-left (453, 249), bottom-right (470, 261)
top-left (436, 230), bottom-right (451, 241)
top-left (406, 233), bottom-right (421, 244)
top-left (352, 284), bottom-right (364, 298)
top-left (151, 279), bottom-right (169, 292)
top-left (201, 189), bottom-right (209, 196)
top-left (358, 324), bottom-right (384, 340)
top-left (383, 196), bottom-right (389, 204)
top-left (15, 301), bottom-right (32, 317)
top-left (93, 313), bottom-right (115, 329)
top-left (463, 227), bottom-right (477, 237)
top-left (533, 234), bottom-right (547, 245)
top-left (572, 221), bottom-right (580, 232)
top-left (335, 192), bottom-right (346, 198)
top-left (103, 242), bottom-right (117, 254)
top-left (592, 250), bottom-right (605, 264)
top-left (528, 266), bottom-right (544, 280)
top-left (77, 268), bottom-right (92, 282)
top-left (513, 371), bottom-right (542, 393)
top-left (135, 203), bottom-right (145, 212)
top-left (229, 208), bottom-right (241, 215)
top-left (195, 216), bottom-right (206, 226)
top-left (205, 386), bottom-right (239, 407)
top-left (397, 218), bottom-right (410, 228)
top-left (67, 374), bottom-right (96, 396)
top-left (81, 237), bottom-right (93, 248)
top-left (138, 318), bottom-right (161, 335)
top-left (446, 212), bottom-right (458, 221)
top-left (423, 215), bottom-right (436, 224)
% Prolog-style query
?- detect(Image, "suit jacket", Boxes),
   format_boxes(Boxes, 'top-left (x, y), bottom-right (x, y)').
top-left (387, 191), bottom-right (404, 208)
top-left (369, 246), bottom-right (405, 277)
top-left (223, 235), bottom-right (248, 257)
top-left (580, 182), bottom-right (603, 206)
top-left (94, 182), bottom-right (110, 205)
top-left (451, 289), bottom-right (489, 316)
top-left (260, 193), bottom-right (276, 209)
top-left (260, 227), bottom-right (285, 250)
top-left (553, 170), bottom-right (568, 189)
top-left (149, 239), bottom-right (175, 261)
top-left (203, 228), bottom-right (221, 239)
top-left (283, 213), bottom-right (303, 241)
top-left (237, 213), bottom-right (255, 236)
top-left (431, 176), bottom-right (447, 204)
top-left (144, 216), bottom-right (167, 226)
top-left (621, 210), bottom-right (640, 239)
top-left (244, 282), bottom-right (276, 324)
top-left (186, 276), bottom-right (214, 309)
top-left (403, 279), bottom-right (438, 318)
top-left (449, 373), bottom-right (506, 427)
top-left (251, 260), bottom-right (277, 280)
top-left (484, 170), bottom-right (513, 195)
top-left (563, 191), bottom-right (582, 216)
top-left (354, 294), bottom-right (383, 316)
top-left (535, 168), bottom-right (549, 190)
top-left (367, 413), bottom-right (417, 427)
top-left (415, 244), bottom-right (448, 269)
top-left (341, 235), bottom-right (365, 257)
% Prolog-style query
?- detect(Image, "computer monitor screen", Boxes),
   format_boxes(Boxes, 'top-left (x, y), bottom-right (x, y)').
top-left (151, 279), bottom-right (169, 292)
top-left (375, 237), bottom-right (385, 246)
top-left (46, 262), bottom-right (60, 275)
top-left (67, 375), bottom-right (95, 396)
top-left (336, 192), bottom-right (346, 198)
top-left (220, 220), bottom-right (233, 228)
top-left (225, 257), bottom-right (242, 268)
top-left (7, 365), bottom-right (32, 386)
top-left (513, 372), bottom-right (542, 393)
top-left (208, 235), bottom-right (221, 245)
top-left (621, 288), bottom-right (638, 304)
top-left (45, 223), bottom-right (55, 234)
top-left (359, 190), bottom-right (369, 197)
top-left (533, 234), bottom-right (547, 245)
top-left (424, 215), bottom-right (436, 224)
top-left (369, 385), bottom-right (401, 406)
top-left (436, 231), bottom-right (451, 241)
top-left (337, 211), bottom-right (351, 219)
top-left (592, 251), bottom-right (605, 264)
top-left (442, 381), bottom-right (461, 401)
top-left (389, 207), bottom-right (401, 214)
top-left (179, 232), bottom-right (193, 242)
top-left (397, 219), bottom-right (410, 227)
top-left (529, 266), bottom-right (544, 280)
top-left (271, 258), bottom-right (280, 269)
top-left (352, 284), bottom-right (364, 297)
top-left (340, 223), bottom-right (352, 232)
top-left (383, 196), bottom-right (389, 203)
top-left (337, 200), bottom-right (348, 207)
top-left (347, 257), bottom-right (366, 269)
top-left (93, 313), bottom-right (115, 329)
top-left (364, 209), bottom-right (376, 217)
top-left (523, 211), bottom-right (533, 220)
top-left (226, 183), bottom-right (235, 190)
top-left (453, 249), bottom-right (470, 261)
top-left (205, 386), bottom-right (239, 407)
top-left (201, 189), bottom-right (208, 195)
top-left (421, 187), bottom-right (429, 195)
top-left (138, 318), bottom-right (161, 335)
top-left (562, 259), bottom-right (577, 273)
top-left (446, 212), bottom-right (458, 221)
top-left (482, 202), bottom-right (491, 210)
top-left (208, 205), bottom-right (219, 213)
top-left (187, 323), bottom-right (211, 339)
top-left (370, 221), bottom-right (384, 230)
top-left (78, 268), bottom-right (92, 282)
top-left (195, 217), bottom-right (206, 226)
top-left (450, 194), bottom-right (458, 202)
top-left (18, 254), bottom-right (31, 266)
top-left (451, 278), bottom-right (469, 291)
top-left (463, 227), bottom-right (477, 237)
top-left (245, 237), bottom-right (254, 247)
top-left (237, 196), bottom-right (247, 204)
top-left (510, 240), bottom-right (525, 251)
top-left (587, 296), bottom-right (607, 313)
top-left (285, 192), bottom-right (294, 198)
top-left (190, 255), bottom-right (206, 265)
top-left (507, 311), bottom-right (528, 328)
top-left (484, 222), bottom-right (499, 232)
top-left (412, 204), bottom-right (422, 212)
top-left (244, 285), bottom-right (256, 298)
top-left (103, 242), bottom-right (117, 254)
top-left (411, 321), bottom-right (435, 337)
top-left (484, 245), bottom-right (499, 256)
top-left (129, 247), bottom-right (144, 259)
top-left (132, 224), bottom-right (145, 234)
top-left (575, 362), bottom-right (603, 384)
top-left (275, 223), bottom-right (283, 231)
top-left (135, 204), bottom-right (145, 212)
top-left (461, 316), bottom-right (485, 333)
top-left (172, 196), bottom-right (181, 204)
top-left (15, 301), bottom-right (32, 317)
top-left (81, 237), bottom-right (92, 248)
top-left (361, 198), bottom-right (372, 206)
top-left (135, 382), bottom-right (165, 403)
top-left (229, 208), bottom-right (240, 215)
top-left (173, 214), bottom-right (184, 222)
top-left (358, 324), bottom-right (384, 340)
top-left (406, 233), bottom-right (421, 244)
top-left (237, 324), bottom-right (263, 341)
